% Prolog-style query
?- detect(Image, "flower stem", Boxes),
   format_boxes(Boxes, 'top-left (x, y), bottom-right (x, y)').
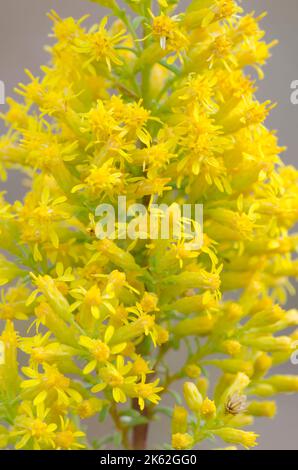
top-left (132, 399), bottom-right (150, 450)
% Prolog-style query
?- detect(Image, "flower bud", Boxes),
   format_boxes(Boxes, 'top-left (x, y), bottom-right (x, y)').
top-left (253, 353), bottom-right (272, 377)
top-left (172, 315), bottom-right (215, 337)
top-left (213, 428), bottom-right (258, 449)
top-left (265, 375), bottom-right (298, 393)
top-left (196, 376), bottom-right (209, 397)
top-left (201, 397), bottom-right (216, 419)
top-left (247, 401), bottom-right (276, 418)
top-left (205, 359), bottom-right (253, 377)
top-left (184, 364), bottom-right (201, 379)
top-left (172, 433), bottom-right (193, 450)
top-left (172, 405), bottom-right (188, 434)
top-left (183, 382), bottom-right (203, 412)
top-left (222, 340), bottom-right (242, 356)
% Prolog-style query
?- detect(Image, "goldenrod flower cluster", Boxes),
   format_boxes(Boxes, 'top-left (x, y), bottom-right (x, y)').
top-left (0, 0), bottom-right (298, 450)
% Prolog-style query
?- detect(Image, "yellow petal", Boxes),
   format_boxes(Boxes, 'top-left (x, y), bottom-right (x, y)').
top-left (83, 360), bottom-right (97, 375)
top-left (104, 325), bottom-right (115, 344)
top-left (91, 383), bottom-right (106, 393)
top-left (79, 336), bottom-right (94, 349)
top-left (111, 343), bottom-right (126, 354)
top-left (34, 390), bottom-right (47, 406)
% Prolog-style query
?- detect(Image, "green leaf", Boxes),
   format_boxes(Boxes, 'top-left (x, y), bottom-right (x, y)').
top-left (119, 408), bottom-right (140, 418)
top-left (168, 389), bottom-right (182, 405)
top-left (98, 405), bottom-right (109, 423)
top-left (92, 434), bottom-right (114, 450)
top-left (120, 415), bottom-right (149, 427)
top-left (113, 431), bottom-right (122, 447)
top-left (155, 406), bottom-right (173, 418)
top-left (119, 408), bottom-right (149, 427)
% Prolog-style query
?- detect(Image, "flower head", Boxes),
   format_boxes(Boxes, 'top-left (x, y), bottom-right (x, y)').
top-left (12, 402), bottom-right (57, 450)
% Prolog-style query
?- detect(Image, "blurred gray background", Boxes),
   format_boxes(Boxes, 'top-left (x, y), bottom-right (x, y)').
top-left (0, 0), bottom-right (297, 450)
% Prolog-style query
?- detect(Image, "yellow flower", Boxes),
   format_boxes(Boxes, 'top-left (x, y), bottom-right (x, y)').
top-left (83, 162), bottom-right (124, 196)
top-left (76, 398), bottom-right (103, 419)
top-left (140, 292), bottom-right (159, 313)
top-left (172, 433), bottom-right (193, 450)
top-left (21, 364), bottom-right (82, 406)
top-left (20, 332), bottom-right (74, 366)
top-left (133, 378), bottom-right (163, 411)
top-left (55, 417), bottom-right (85, 450)
top-left (131, 354), bottom-right (154, 379)
top-left (70, 284), bottom-right (116, 320)
top-left (126, 304), bottom-right (159, 345)
top-left (92, 355), bottom-right (137, 403)
top-left (19, 186), bottom-right (68, 258)
top-left (79, 325), bottom-right (126, 374)
top-left (73, 17), bottom-right (126, 71)
top-left (201, 398), bottom-right (216, 419)
top-left (48, 10), bottom-right (87, 44)
top-left (0, 286), bottom-right (30, 321)
top-left (184, 364), bottom-right (201, 379)
top-left (27, 273), bottom-right (72, 323)
top-left (222, 340), bottom-right (242, 357)
top-left (12, 402), bottom-right (57, 450)
top-left (150, 12), bottom-right (189, 58)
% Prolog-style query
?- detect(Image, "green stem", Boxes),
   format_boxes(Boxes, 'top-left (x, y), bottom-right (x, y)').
top-left (159, 60), bottom-right (180, 75)
top-left (110, 404), bottom-right (131, 450)
top-left (113, 7), bottom-right (142, 54)
top-left (141, 8), bottom-right (153, 108)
